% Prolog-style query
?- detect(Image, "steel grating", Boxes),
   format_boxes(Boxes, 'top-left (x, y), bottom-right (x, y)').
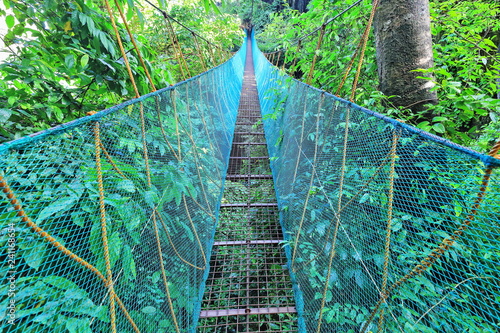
top-left (197, 37), bottom-right (298, 332)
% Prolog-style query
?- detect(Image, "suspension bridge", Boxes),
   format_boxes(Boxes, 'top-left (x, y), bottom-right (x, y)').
top-left (1, 4), bottom-right (500, 333)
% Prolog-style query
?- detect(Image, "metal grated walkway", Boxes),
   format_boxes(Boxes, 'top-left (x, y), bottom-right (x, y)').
top-left (197, 38), bottom-right (298, 332)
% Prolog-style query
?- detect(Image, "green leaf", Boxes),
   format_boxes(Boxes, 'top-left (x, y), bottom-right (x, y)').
top-left (37, 196), bottom-right (78, 222)
top-left (6, 15), bottom-right (14, 29)
top-left (7, 96), bottom-right (17, 106)
top-left (117, 178), bottom-right (136, 193)
top-left (0, 108), bottom-right (12, 123)
top-left (66, 318), bottom-right (93, 333)
top-left (432, 123), bottom-right (446, 133)
top-left (109, 231), bottom-right (122, 269)
top-left (122, 245), bottom-right (137, 280)
top-left (44, 276), bottom-right (80, 290)
top-left (80, 54), bottom-right (89, 68)
top-left (65, 54), bottom-right (75, 69)
top-left (20, 241), bottom-right (47, 270)
top-left (359, 193), bottom-right (370, 204)
top-left (141, 306), bottom-right (156, 315)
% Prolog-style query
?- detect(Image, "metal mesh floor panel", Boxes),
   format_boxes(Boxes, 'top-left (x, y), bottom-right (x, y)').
top-left (197, 36), bottom-right (297, 332)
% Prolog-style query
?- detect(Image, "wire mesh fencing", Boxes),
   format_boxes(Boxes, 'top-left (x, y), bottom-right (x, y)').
top-left (0, 40), bottom-right (246, 333)
top-left (253, 33), bottom-right (500, 333)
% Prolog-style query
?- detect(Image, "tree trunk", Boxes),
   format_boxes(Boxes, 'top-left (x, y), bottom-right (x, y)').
top-left (373, 0), bottom-right (438, 114)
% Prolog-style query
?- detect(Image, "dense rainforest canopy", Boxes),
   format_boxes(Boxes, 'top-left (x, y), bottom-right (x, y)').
top-left (0, 0), bottom-right (499, 152)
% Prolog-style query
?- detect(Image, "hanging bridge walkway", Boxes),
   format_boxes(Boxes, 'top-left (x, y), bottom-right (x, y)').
top-left (1, 32), bottom-right (500, 333)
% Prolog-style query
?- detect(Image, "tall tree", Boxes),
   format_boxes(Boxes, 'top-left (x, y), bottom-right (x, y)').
top-left (373, 0), bottom-right (438, 114)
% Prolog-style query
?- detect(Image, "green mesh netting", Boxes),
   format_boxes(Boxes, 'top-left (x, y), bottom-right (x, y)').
top-left (253, 34), bottom-right (500, 332)
top-left (0, 39), bottom-right (246, 332)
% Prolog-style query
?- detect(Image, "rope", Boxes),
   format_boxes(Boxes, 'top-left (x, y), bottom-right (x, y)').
top-left (335, 41), bottom-right (361, 96)
top-left (171, 90), bottom-right (183, 160)
top-left (103, 0), bottom-right (140, 98)
top-left (100, 3), bottom-right (180, 330)
top-left (291, 40), bottom-right (302, 76)
top-left (183, 195), bottom-right (207, 266)
top-left (165, 16), bottom-right (188, 80)
top-left (156, 210), bottom-right (205, 270)
top-left (92, 119), bottom-right (117, 333)
top-left (167, 16), bottom-right (192, 78)
top-left (350, 0), bottom-right (380, 102)
top-left (259, 0), bottom-right (363, 54)
top-left (291, 94), bottom-right (324, 270)
top-left (138, 99), bottom-right (181, 332)
top-left (95, 129), bottom-right (206, 270)
top-left (306, 24), bottom-right (326, 85)
top-left (293, 143), bottom-right (406, 333)
top-left (378, 127), bottom-right (400, 332)
top-left (193, 33), bottom-right (208, 72)
top-left (0, 173), bottom-right (140, 333)
top-left (144, 0), bottom-right (231, 53)
top-left (360, 138), bottom-right (500, 333)
top-left (315, 101), bottom-right (351, 333)
top-left (113, 0), bottom-right (156, 91)
top-left (100, 141), bottom-right (127, 178)
top-left (155, 96), bottom-right (181, 161)
top-left (292, 142), bottom-right (395, 273)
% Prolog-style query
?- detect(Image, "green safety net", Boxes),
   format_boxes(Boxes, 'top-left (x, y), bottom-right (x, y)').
top-left (253, 34), bottom-right (500, 332)
top-left (0, 39), bottom-right (246, 332)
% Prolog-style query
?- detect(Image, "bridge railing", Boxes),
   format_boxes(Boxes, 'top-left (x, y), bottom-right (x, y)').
top-left (0, 39), bottom-right (246, 333)
top-left (253, 32), bottom-right (500, 333)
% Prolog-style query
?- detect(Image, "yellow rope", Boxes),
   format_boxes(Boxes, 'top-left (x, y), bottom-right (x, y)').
top-left (0, 173), bottom-right (140, 333)
top-left (103, 0), bottom-right (140, 98)
top-left (182, 195), bottom-right (207, 267)
top-left (270, 52), bottom-right (276, 66)
top-left (281, 49), bottom-right (287, 71)
top-left (155, 96), bottom-right (181, 162)
top-left (315, 102), bottom-right (350, 333)
top-left (360, 138), bottom-right (500, 333)
top-left (96, 132), bottom-right (205, 270)
top-left (182, 86), bottom-right (215, 212)
top-left (171, 90), bottom-right (183, 160)
top-left (152, 208), bottom-right (180, 332)
top-left (208, 43), bottom-right (218, 67)
top-left (291, 40), bottom-right (302, 76)
top-left (350, 0), bottom-right (380, 102)
top-left (156, 210), bottom-right (205, 270)
top-left (166, 16), bottom-right (191, 78)
top-left (291, 94), bottom-right (324, 270)
top-left (92, 120), bottom-right (117, 333)
top-left (307, 24), bottom-right (326, 85)
top-left (113, 0), bottom-right (156, 91)
top-left (378, 128), bottom-right (400, 332)
top-left (100, 141), bottom-right (127, 178)
top-left (164, 15), bottom-right (186, 80)
top-left (335, 42), bottom-right (361, 96)
top-left (193, 33), bottom-right (208, 72)
top-left (292, 142), bottom-right (394, 273)
top-left (138, 100), bottom-right (181, 331)
top-left (100, 2), bottom-right (180, 329)
top-left (291, 99), bottom-right (309, 185)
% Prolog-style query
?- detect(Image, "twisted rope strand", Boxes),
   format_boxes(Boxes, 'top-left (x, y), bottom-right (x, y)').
top-left (92, 120), bottom-right (117, 333)
top-left (378, 128), bottom-right (400, 332)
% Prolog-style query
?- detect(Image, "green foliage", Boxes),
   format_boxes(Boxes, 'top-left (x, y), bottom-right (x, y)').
top-left (425, 0), bottom-right (500, 150)
top-left (0, 0), bottom-right (242, 143)
top-left (256, 0), bottom-right (500, 151)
